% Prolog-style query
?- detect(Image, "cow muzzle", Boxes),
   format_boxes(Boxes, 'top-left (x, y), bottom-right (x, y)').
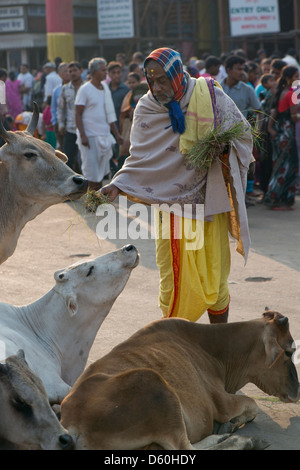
top-left (123, 244), bottom-right (140, 268)
top-left (58, 433), bottom-right (74, 450)
top-left (67, 176), bottom-right (88, 200)
top-left (290, 383), bottom-right (300, 403)
top-left (281, 383), bottom-right (300, 403)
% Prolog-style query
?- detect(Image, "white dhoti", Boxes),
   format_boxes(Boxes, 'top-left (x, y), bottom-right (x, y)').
top-left (77, 133), bottom-right (115, 182)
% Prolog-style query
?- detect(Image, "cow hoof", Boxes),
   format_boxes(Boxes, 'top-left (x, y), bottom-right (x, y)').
top-left (235, 436), bottom-right (270, 450)
top-left (216, 422), bottom-right (235, 434)
top-left (249, 438), bottom-right (270, 450)
top-left (211, 435), bottom-right (270, 450)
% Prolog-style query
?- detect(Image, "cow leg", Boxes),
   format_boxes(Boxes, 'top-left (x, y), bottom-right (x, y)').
top-left (213, 393), bottom-right (258, 434)
top-left (45, 382), bottom-right (71, 405)
top-left (194, 434), bottom-right (269, 450)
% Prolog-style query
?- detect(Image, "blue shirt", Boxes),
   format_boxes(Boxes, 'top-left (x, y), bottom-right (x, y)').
top-left (255, 83), bottom-right (266, 99)
top-left (221, 79), bottom-right (261, 118)
top-left (109, 82), bottom-right (129, 127)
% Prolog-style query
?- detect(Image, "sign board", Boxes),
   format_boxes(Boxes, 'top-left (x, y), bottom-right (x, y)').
top-left (229, 0), bottom-right (280, 37)
top-left (97, 0), bottom-right (134, 39)
top-left (0, 17), bottom-right (24, 33)
top-left (0, 6), bottom-right (24, 18)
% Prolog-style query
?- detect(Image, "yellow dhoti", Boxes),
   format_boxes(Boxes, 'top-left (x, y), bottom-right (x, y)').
top-left (155, 210), bottom-right (230, 321)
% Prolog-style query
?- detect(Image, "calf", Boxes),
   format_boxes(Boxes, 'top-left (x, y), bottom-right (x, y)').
top-left (60, 310), bottom-right (299, 450)
top-left (0, 103), bottom-right (87, 264)
top-left (0, 350), bottom-right (73, 450)
top-left (0, 245), bottom-right (139, 404)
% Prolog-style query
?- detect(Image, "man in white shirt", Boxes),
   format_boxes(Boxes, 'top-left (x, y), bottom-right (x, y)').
top-left (75, 57), bottom-right (123, 191)
top-left (283, 48), bottom-right (299, 68)
top-left (43, 62), bottom-right (62, 108)
top-left (17, 64), bottom-right (34, 111)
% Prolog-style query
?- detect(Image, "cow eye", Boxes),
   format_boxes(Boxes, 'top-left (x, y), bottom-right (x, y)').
top-left (11, 396), bottom-right (33, 417)
top-left (87, 266), bottom-right (94, 277)
top-left (24, 152), bottom-right (37, 159)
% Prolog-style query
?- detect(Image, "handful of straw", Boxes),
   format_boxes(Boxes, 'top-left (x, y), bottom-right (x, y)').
top-left (185, 122), bottom-right (252, 170)
top-left (83, 189), bottom-right (111, 212)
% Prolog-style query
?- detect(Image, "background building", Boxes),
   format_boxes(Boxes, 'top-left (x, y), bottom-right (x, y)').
top-left (0, 0), bottom-right (100, 71)
top-left (0, 0), bottom-right (299, 72)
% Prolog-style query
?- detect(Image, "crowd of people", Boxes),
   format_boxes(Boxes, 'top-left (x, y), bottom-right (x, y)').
top-left (0, 46), bottom-right (300, 209)
top-left (0, 52), bottom-right (148, 187)
top-left (187, 47), bottom-right (300, 210)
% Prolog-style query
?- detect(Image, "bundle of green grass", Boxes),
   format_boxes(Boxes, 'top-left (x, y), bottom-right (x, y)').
top-left (184, 121), bottom-right (259, 170)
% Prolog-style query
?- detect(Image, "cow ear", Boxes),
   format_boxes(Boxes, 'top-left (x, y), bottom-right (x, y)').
top-left (55, 150), bottom-right (68, 163)
top-left (263, 334), bottom-right (284, 368)
top-left (67, 293), bottom-right (78, 317)
top-left (0, 146), bottom-right (11, 162)
top-left (16, 349), bottom-right (26, 362)
top-left (54, 269), bottom-right (69, 283)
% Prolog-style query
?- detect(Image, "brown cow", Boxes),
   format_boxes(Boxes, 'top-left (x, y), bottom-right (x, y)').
top-left (0, 103), bottom-right (87, 264)
top-left (60, 311), bottom-right (299, 450)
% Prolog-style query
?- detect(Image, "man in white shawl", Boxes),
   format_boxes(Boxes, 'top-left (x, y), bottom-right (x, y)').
top-left (101, 48), bottom-right (254, 324)
top-left (75, 57), bottom-right (123, 190)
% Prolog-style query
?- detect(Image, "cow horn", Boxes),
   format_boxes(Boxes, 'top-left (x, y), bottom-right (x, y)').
top-left (16, 349), bottom-right (26, 360)
top-left (0, 362), bottom-right (7, 375)
top-left (0, 117), bottom-right (10, 142)
top-left (26, 102), bottom-right (39, 135)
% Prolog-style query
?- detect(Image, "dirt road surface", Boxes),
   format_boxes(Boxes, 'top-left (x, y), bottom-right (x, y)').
top-left (0, 196), bottom-right (299, 450)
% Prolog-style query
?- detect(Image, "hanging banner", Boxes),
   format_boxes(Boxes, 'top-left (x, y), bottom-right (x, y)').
top-left (97, 0), bottom-right (134, 39)
top-left (229, 0), bottom-right (280, 37)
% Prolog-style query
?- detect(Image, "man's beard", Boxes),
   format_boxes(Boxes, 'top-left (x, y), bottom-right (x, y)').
top-left (153, 89), bottom-right (175, 105)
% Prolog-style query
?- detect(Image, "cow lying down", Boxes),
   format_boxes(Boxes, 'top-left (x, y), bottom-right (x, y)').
top-left (60, 311), bottom-right (299, 450)
top-left (0, 350), bottom-right (73, 450)
top-left (0, 245), bottom-right (139, 405)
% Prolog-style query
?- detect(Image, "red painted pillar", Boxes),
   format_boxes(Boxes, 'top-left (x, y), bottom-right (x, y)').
top-left (45, 0), bottom-right (74, 61)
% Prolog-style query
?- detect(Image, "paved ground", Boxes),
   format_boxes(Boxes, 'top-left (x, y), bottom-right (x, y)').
top-left (0, 195), bottom-right (299, 450)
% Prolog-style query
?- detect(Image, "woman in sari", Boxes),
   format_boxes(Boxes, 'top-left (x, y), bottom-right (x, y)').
top-left (265, 65), bottom-right (300, 210)
top-left (5, 71), bottom-right (23, 120)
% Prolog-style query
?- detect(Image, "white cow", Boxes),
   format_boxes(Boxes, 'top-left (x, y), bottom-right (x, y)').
top-left (0, 245), bottom-right (139, 404)
top-left (0, 103), bottom-right (87, 264)
top-left (0, 350), bottom-right (74, 450)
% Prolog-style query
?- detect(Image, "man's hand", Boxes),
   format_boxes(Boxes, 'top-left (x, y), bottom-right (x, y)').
top-left (100, 183), bottom-right (120, 202)
top-left (80, 134), bottom-right (90, 147)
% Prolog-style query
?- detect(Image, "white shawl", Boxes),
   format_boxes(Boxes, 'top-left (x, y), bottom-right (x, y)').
top-left (112, 76), bottom-right (254, 260)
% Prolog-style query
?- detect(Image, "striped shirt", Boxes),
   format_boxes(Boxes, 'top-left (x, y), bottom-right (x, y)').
top-left (57, 81), bottom-right (83, 134)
